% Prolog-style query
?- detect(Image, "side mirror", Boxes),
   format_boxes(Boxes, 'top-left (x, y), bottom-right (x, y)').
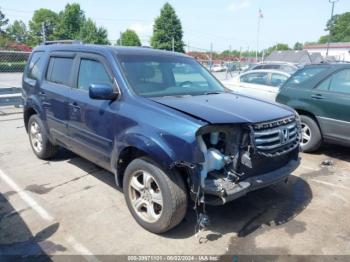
top-left (89, 84), bottom-right (119, 100)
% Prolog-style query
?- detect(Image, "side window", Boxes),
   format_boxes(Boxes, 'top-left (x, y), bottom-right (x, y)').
top-left (241, 72), bottom-right (269, 85)
top-left (46, 57), bottom-right (73, 86)
top-left (316, 77), bottom-right (331, 90)
top-left (77, 59), bottom-right (113, 91)
top-left (329, 69), bottom-right (350, 94)
top-left (271, 73), bottom-right (288, 87)
top-left (27, 51), bottom-right (44, 80)
top-left (284, 67), bottom-right (329, 88)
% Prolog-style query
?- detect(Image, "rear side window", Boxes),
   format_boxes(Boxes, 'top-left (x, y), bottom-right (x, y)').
top-left (27, 51), bottom-right (44, 80)
top-left (241, 72), bottom-right (269, 85)
top-left (271, 73), bottom-right (289, 87)
top-left (46, 57), bottom-right (73, 86)
top-left (329, 69), bottom-right (350, 94)
top-left (77, 59), bottom-right (113, 91)
top-left (284, 67), bottom-right (328, 88)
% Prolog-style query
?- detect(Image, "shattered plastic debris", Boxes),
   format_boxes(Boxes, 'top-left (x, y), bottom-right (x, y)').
top-left (321, 159), bottom-right (334, 167)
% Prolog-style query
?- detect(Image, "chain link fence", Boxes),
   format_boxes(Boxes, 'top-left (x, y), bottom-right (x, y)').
top-left (0, 51), bottom-right (30, 73)
top-left (0, 50), bottom-right (30, 107)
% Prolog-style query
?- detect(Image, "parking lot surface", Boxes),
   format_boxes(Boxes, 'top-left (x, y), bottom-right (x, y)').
top-left (0, 109), bottom-right (350, 257)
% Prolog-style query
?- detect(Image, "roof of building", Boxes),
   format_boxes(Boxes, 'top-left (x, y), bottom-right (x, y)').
top-left (309, 52), bottom-right (324, 63)
top-left (265, 50), bottom-right (311, 64)
top-left (304, 42), bottom-right (350, 49)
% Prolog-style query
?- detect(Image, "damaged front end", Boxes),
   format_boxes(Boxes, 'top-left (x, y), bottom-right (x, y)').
top-left (177, 115), bottom-right (301, 210)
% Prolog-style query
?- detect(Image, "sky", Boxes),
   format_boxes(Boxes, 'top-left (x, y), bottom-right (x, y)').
top-left (1, 0), bottom-right (350, 52)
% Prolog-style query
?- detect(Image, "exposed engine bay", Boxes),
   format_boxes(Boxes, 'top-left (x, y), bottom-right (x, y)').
top-left (179, 116), bottom-right (301, 232)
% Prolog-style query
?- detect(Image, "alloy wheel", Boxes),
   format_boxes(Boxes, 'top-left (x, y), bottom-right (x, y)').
top-left (128, 170), bottom-right (163, 223)
top-left (301, 122), bottom-right (312, 147)
top-left (30, 121), bottom-right (43, 153)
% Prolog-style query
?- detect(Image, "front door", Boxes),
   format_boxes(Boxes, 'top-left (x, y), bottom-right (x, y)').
top-left (67, 53), bottom-right (119, 169)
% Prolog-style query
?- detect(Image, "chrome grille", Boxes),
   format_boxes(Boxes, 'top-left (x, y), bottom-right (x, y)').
top-left (252, 117), bottom-right (300, 156)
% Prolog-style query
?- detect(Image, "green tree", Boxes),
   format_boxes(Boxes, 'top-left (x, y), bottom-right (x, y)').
top-left (7, 20), bottom-right (28, 43)
top-left (0, 7), bottom-right (9, 35)
top-left (80, 18), bottom-right (109, 44)
top-left (266, 43), bottom-right (291, 55)
top-left (28, 9), bottom-right (59, 45)
top-left (319, 12), bottom-right (350, 43)
top-left (293, 42), bottom-right (303, 50)
top-left (57, 3), bottom-right (85, 39)
top-left (151, 3), bottom-right (184, 52)
top-left (117, 29), bottom-right (141, 46)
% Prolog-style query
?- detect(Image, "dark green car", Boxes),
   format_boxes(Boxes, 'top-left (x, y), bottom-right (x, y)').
top-left (276, 64), bottom-right (350, 152)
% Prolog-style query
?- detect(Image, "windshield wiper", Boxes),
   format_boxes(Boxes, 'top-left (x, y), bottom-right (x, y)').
top-left (203, 91), bottom-right (222, 95)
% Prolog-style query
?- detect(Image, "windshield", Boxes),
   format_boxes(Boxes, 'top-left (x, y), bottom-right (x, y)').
top-left (284, 66), bottom-right (328, 88)
top-left (117, 54), bottom-right (225, 97)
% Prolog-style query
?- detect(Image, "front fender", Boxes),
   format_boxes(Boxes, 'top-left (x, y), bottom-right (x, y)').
top-left (114, 125), bottom-right (203, 170)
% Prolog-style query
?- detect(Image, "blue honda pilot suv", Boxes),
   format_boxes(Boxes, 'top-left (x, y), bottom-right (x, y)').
top-left (23, 43), bottom-right (301, 233)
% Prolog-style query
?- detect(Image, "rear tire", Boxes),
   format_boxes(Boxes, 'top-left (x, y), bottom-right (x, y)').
top-left (28, 115), bottom-right (59, 159)
top-left (300, 115), bottom-right (322, 152)
top-left (123, 158), bottom-right (188, 233)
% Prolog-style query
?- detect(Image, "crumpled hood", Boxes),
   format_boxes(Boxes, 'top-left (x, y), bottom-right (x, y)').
top-left (149, 93), bottom-right (294, 124)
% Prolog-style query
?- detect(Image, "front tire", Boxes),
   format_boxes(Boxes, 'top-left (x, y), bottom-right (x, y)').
top-left (123, 158), bottom-right (187, 233)
top-left (300, 115), bottom-right (322, 152)
top-left (28, 115), bottom-right (59, 159)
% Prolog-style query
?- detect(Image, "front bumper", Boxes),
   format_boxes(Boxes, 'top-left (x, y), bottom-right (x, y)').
top-left (204, 157), bottom-right (301, 206)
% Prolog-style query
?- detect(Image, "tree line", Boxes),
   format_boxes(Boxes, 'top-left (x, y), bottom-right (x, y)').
top-left (0, 2), bottom-right (185, 52)
top-left (1, 3), bottom-right (350, 55)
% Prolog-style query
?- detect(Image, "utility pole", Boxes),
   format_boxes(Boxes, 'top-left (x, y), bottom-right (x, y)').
top-left (172, 37), bottom-right (175, 52)
top-left (210, 42), bottom-right (213, 71)
top-left (239, 46), bottom-right (242, 71)
top-left (256, 9), bottom-right (263, 62)
top-left (119, 32), bottom-right (123, 46)
top-left (41, 22), bottom-right (46, 43)
top-left (326, 0), bottom-right (339, 57)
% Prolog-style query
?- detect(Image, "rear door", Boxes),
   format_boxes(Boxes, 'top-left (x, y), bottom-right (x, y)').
top-left (312, 69), bottom-right (350, 144)
top-left (67, 53), bottom-right (118, 169)
top-left (40, 52), bottom-right (75, 145)
top-left (239, 72), bottom-right (275, 101)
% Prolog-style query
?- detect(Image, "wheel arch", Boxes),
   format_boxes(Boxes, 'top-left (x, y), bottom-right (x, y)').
top-left (24, 107), bottom-right (38, 133)
top-left (295, 109), bottom-right (322, 130)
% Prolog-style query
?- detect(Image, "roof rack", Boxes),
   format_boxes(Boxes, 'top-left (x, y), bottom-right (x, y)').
top-left (43, 40), bottom-right (82, 45)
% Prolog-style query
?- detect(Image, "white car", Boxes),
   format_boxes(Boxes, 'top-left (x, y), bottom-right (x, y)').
top-left (211, 64), bottom-right (225, 72)
top-left (222, 69), bottom-right (291, 102)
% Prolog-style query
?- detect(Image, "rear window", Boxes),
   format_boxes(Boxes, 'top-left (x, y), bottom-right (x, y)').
top-left (46, 57), bottom-right (74, 86)
top-left (27, 51), bottom-right (44, 80)
top-left (284, 67), bottom-right (328, 88)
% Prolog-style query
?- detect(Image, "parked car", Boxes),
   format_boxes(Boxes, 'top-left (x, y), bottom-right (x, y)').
top-left (246, 62), bottom-right (299, 74)
top-left (276, 64), bottom-right (350, 152)
top-left (23, 43), bottom-right (301, 233)
top-left (211, 64), bottom-right (225, 72)
top-left (222, 69), bottom-right (291, 102)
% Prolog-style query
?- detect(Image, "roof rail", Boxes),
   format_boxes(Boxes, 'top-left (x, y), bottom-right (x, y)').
top-left (43, 40), bottom-right (82, 45)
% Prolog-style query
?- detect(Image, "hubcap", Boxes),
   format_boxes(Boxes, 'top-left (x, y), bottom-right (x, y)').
top-left (30, 121), bottom-right (43, 153)
top-left (301, 123), bottom-right (311, 147)
top-left (128, 170), bottom-right (163, 223)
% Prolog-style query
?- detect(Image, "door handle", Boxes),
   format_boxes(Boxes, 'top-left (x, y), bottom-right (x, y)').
top-left (69, 102), bottom-right (80, 112)
top-left (311, 94), bottom-right (324, 100)
top-left (39, 91), bottom-right (46, 97)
